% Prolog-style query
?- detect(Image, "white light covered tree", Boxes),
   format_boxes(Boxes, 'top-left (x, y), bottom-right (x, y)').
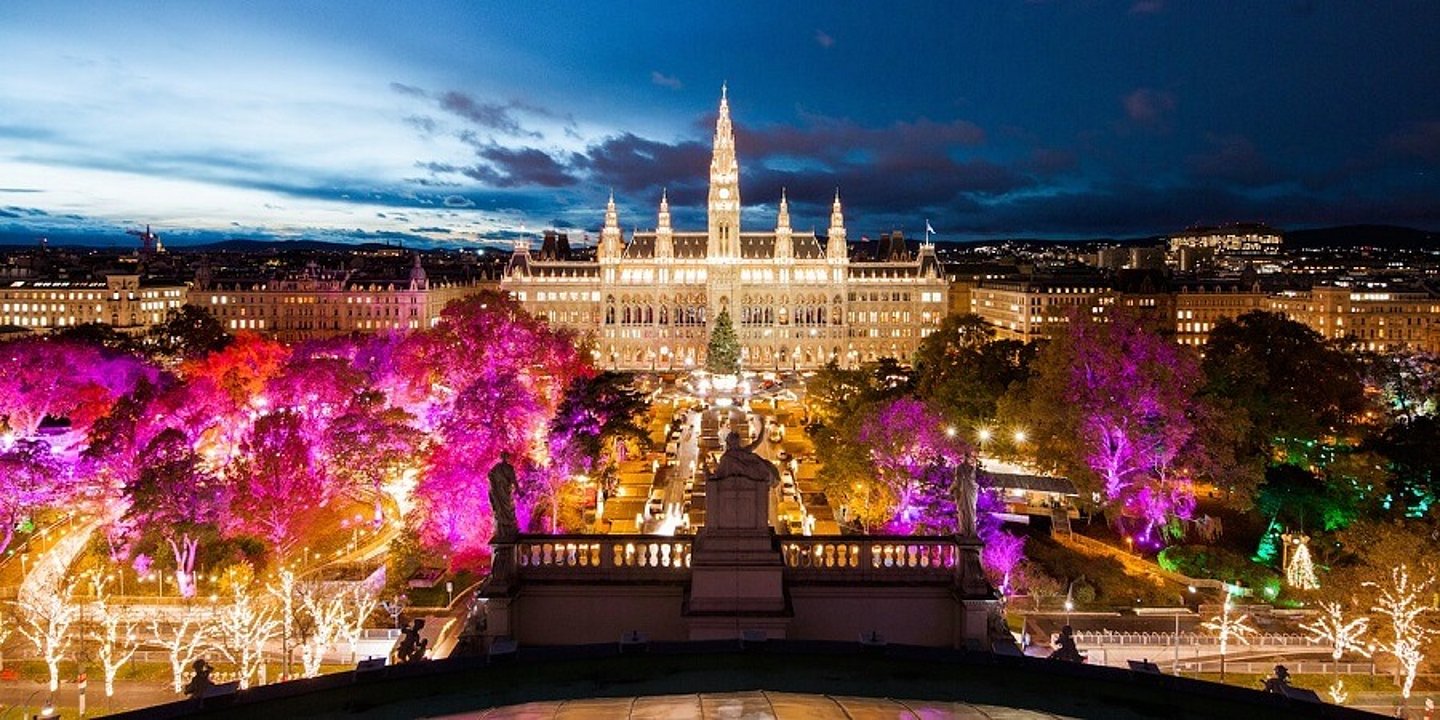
top-left (1365, 566), bottom-right (1437, 700)
top-left (267, 569), bottom-right (298, 679)
top-left (151, 603), bottom-right (215, 694)
top-left (13, 574), bottom-right (79, 692)
top-left (1285, 535), bottom-right (1319, 590)
top-left (341, 582), bottom-right (381, 664)
top-left (1301, 601), bottom-right (1370, 662)
top-left (1201, 596), bottom-right (1256, 681)
top-left (87, 575), bottom-right (141, 699)
top-left (213, 586), bottom-right (279, 689)
top-left (297, 582), bottom-right (348, 678)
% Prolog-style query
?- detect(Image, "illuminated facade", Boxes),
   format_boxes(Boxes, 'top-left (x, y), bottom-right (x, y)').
top-left (1168, 223), bottom-right (1283, 255)
top-left (503, 89), bottom-right (947, 370)
top-left (1269, 285), bottom-right (1440, 354)
top-left (196, 255), bottom-right (494, 343)
top-left (967, 279), bottom-right (1108, 342)
top-left (0, 273), bottom-right (186, 333)
top-left (970, 277), bottom-right (1440, 353)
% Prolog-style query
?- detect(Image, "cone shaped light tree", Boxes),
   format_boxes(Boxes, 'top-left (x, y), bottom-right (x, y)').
top-left (707, 309), bottom-right (741, 374)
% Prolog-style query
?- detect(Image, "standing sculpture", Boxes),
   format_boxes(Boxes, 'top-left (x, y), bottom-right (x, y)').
top-left (710, 419), bottom-right (779, 487)
top-left (955, 460), bottom-right (979, 538)
top-left (488, 451), bottom-right (519, 542)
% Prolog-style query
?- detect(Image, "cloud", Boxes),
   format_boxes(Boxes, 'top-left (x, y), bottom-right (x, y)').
top-left (403, 115), bottom-right (439, 135)
top-left (1122, 87), bottom-right (1176, 126)
top-left (389, 82), bottom-right (428, 98)
top-left (1186, 133), bottom-right (1277, 186)
top-left (438, 91), bottom-right (540, 138)
top-left (575, 132), bottom-right (711, 196)
top-left (650, 71), bottom-right (683, 90)
top-left (462, 145), bottom-right (580, 188)
top-left (1385, 121), bottom-right (1440, 164)
top-left (814, 30), bottom-right (835, 48)
top-left (0, 188), bottom-right (43, 193)
top-left (443, 195), bottom-right (475, 208)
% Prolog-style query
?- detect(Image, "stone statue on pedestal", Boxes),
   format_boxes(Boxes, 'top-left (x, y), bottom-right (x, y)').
top-left (711, 420), bottom-right (779, 488)
top-left (488, 452), bottom-right (519, 542)
top-left (955, 461), bottom-right (979, 538)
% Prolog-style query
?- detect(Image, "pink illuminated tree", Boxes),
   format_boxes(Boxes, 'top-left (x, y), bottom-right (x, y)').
top-left (0, 338), bottom-right (157, 437)
top-left (1003, 312), bottom-right (1204, 544)
top-left (227, 409), bottom-right (331, 550)
top-left (0, 439), bottom-right (71, 556)
top-left (409, 292), bottom-right (593, 569)
top-left (855, 398), bottom-right (971, 533)
top-left (120, 427), bottom-right (225, 598)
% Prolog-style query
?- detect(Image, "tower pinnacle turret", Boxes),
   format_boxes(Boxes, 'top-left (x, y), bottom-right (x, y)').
top-left (827, 190), bottom-right (847, 261)
top-left (707, 86), bottom-right (741, 259)
top-left (774, 188), bottom-right (793, 261)
top-left (656, 188), bottom-right (674, 260)
top-left (600, 190), bottom-right (622, 261)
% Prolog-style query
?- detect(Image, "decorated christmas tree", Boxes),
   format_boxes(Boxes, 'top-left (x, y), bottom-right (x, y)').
top-left (706, 309), bottom-right (740, 374)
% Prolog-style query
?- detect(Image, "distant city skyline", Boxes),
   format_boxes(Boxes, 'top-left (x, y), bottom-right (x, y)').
top-left (2, 1), bottom-right (1438, 246)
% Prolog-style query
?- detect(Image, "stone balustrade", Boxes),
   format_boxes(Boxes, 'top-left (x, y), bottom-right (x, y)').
top-left (506, 534), bottom-right (971, 585)
top-left (512, 536), bottom-right (692, 579)
top-left (781, 536), bottom-right (961, 582)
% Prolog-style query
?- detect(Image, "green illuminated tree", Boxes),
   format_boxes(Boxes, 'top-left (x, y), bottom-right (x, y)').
top-left (706, 309), bottom-right (740, 374)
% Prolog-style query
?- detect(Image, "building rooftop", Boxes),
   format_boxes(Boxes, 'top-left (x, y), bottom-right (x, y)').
top-left (108, 640), bottom-right (1381, 720)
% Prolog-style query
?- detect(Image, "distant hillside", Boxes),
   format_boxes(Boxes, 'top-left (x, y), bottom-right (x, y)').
top-left (182, 238), bottom-right (399, 252)
top-left (1285, 225), bottom-right (1440, 249)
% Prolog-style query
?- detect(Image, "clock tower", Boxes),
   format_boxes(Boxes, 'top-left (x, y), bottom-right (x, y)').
top-left (707, 85), bottom-right (741, 260)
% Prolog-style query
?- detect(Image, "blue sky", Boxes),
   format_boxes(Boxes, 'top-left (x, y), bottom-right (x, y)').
top-left (2, 1), bottom-right (1438, 246)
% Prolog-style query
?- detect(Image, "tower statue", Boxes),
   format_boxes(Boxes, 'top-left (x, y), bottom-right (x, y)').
top-left (488, 452), bottom-right (519, 542)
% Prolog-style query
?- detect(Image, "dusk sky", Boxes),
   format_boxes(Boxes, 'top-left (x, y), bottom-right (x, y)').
top-left (2, 1), bottom-right (1438, 246)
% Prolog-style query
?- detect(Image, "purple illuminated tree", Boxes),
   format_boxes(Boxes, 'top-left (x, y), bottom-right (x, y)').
top-left (0, 338), bottom-right (157, 437)
top-left (408, 292), bottom-right (593, 570)
top-left (0, 439), bottom-right (71, 556)
top-left (1001, 312), bottom-right (1203, 545)
top-left (856, 398), bottom-right (970, 533)
top-left (120, 427), bottom-right (225, 598)
top-left (227, 409), bottom-right (331, 550)
top-left (543, 372), bottom-right (649, 532)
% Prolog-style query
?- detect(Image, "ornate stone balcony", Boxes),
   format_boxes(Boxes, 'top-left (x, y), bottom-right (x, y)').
top-left (505, 533), bottom-right (970, 585)
top-left (780, 536), bottom-right (961, 583)
top-left (511, 535), bottom-right (693, 581)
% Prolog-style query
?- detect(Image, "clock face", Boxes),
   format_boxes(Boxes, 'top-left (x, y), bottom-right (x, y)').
top-left (718, 188), bottom-right (731, 200)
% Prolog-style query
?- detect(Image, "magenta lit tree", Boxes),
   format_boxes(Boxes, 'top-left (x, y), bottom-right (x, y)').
top-left (120, 427), bottom-right (226, 598)
top-left (1004, 311), bottom-right (1202, 546)
top-left (0, 337), bottom-right (157, 437)
top-left (227, 409), bottom-right (332, 551)
top-left (0, 439), bottom-right (72, 556)
top-left (855, 398), bottom-right (970, 534)
top-left (408, 292), bottom-right (594, 570)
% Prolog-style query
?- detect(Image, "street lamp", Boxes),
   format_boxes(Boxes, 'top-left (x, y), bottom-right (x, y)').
top-left (1012, 429), bottom-right (1027, 444)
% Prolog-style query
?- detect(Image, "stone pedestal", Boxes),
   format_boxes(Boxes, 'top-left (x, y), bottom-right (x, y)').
top-left (685, 475), bottom-right (791, 638)
top-left (479, 543), bottom-right (517, 651)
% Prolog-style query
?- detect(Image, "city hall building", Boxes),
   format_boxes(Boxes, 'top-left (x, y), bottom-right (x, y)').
top-left (502, 89), bottom-right (947, 371)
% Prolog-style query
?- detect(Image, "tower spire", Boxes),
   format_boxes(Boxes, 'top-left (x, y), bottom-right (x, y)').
top-left (774, 188), bottom-right (793, 261)
top-left (708, 85), bottom-right (740, 259)
top-left (600, 190), bottom-right (622, 261)
top-left (827, 189), bottom-right (847, 261)
top-left (656, 188), bottom-right (674, 260)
